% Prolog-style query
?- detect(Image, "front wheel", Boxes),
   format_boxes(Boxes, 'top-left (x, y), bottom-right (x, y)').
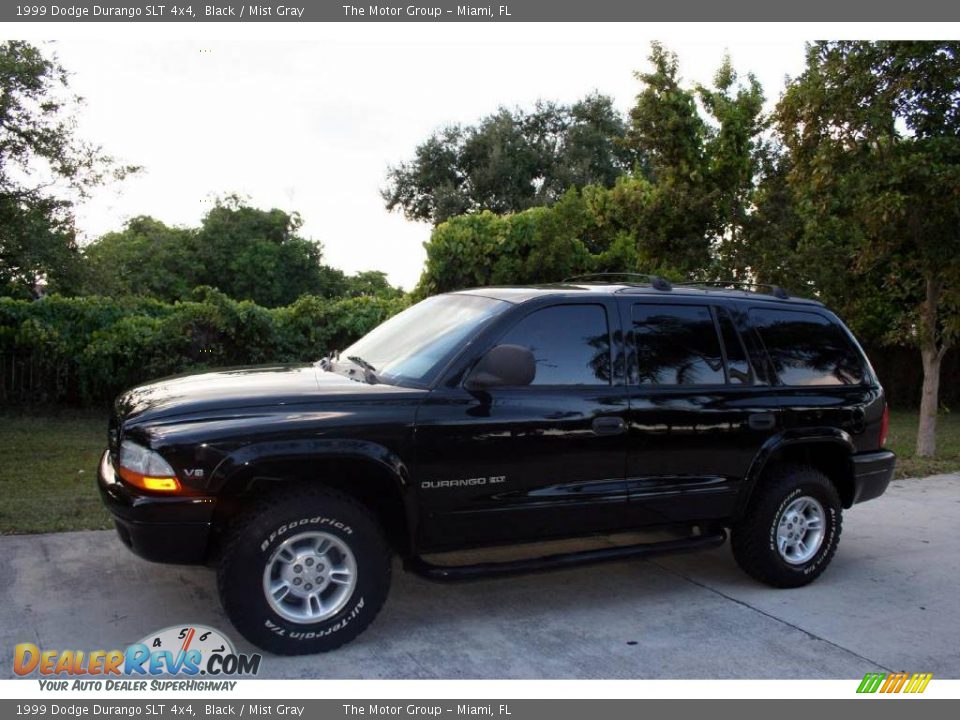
top-left (731, 465), bottom-right (842, 588)
top-left (217, 487), bottom-right (392, 655)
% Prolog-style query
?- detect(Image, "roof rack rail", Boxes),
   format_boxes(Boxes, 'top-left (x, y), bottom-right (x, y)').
top-left (676, 280), bottom-right (789, 300)
top-left (563, 273), bottom-right (673, 292)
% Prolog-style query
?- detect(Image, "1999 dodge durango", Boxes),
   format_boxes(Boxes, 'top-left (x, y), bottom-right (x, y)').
top-left (98, 277), bottom-right (895, 654)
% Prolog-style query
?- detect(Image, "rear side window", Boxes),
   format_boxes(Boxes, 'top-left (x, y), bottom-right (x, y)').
top-left (631, 304), bottom-right (725, 386)
top-left (749, 308), bottom-right (865, 386)
top-left (499, 304), bottom-right (611, 386)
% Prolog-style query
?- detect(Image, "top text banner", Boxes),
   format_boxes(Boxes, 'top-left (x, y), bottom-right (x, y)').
top-left (4, 0), bottom-right (960, 22)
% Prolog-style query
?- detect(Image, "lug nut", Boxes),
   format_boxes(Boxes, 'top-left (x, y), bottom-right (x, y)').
top-left (294, 564), bottom-right (302, 573)
top-left (316, 577), bottom-right (323, 583)
top-left (317, 564), bottom-right (325, 571)
top-left (293, 577), bottom-right (302, 585)
top-left (305, 558), bottom-right (314, 566)
top-left (304, 583), bottom-right (313, 591)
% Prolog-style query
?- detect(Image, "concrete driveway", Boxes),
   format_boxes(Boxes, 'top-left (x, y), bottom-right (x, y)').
top-left (2, 474), bottom-right (958, 679)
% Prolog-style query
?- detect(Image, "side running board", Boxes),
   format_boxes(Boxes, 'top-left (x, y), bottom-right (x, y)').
top-left (407, 530), bottom-right (726, 582)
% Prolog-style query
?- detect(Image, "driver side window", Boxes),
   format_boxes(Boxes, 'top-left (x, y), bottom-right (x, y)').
top-left (499, 304), bottom-right (611, 386)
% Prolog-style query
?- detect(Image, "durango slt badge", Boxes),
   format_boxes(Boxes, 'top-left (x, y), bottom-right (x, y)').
top-left (421, 476), bottom-right (507, 489)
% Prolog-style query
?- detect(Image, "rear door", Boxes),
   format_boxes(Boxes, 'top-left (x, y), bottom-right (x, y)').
top-left (413, 298), bottom-right (630, 551)
top-left (621, 300), bottom-right (782, 526)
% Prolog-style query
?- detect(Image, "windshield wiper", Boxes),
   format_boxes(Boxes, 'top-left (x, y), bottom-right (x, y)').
top-left (315, 349), bottom-right (340, 371)
top-left (346, 355), bottom-right (379, 384)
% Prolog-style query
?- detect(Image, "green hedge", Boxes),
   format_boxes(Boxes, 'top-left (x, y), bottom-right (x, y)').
top-left (5, 287), bottom-right (952, 410)
top-left (0, 287), bottom-right (408, 406)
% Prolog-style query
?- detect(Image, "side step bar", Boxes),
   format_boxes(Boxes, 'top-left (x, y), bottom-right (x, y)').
top-left (407, 530), bottom-right (727, 582)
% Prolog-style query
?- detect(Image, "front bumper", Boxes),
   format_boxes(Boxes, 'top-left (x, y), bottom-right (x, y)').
top-left (97, 450), bottom-right (216, 564)
top-left (850, 449), bottom-right (896, 505)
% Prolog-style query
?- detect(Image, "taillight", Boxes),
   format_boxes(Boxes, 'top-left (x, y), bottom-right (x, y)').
top-left (879, 404), bottom-right (890, 448)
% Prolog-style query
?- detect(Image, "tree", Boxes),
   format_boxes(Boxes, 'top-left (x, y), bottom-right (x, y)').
top-left (697, 56), bottom-right (768, 279)
top-left (383, 94), bottom-right (635, 224)
top-left (627, 43), bottom-right (707, 184)
top-left (0, 195), bottom-right (79, 298)
top-left (340, 270), bottom-right (403, 299)
top-left (82, 198), bottom-right (394, 306)
top-left (776, 41), bottom-right (960, 456)
top-left (550, 94), bottom-right (639, 197)
top-left (192, 196), bottom-right (332, 307)
top-left (739, 150), bottom-right (809, 291)
top-left (0, 41), bottom-right (134, 297)
top-left (415, 202), bottom-right (593, 297)
top-left (621, 43), bottom-right (715, 277)
top-left (81, 216), bottom-right (195, 301)
top-left (415, 45), bottom-right (768, 291)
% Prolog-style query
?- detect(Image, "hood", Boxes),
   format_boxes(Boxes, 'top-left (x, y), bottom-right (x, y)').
top-left (115, 363), bottom-right (420, 424)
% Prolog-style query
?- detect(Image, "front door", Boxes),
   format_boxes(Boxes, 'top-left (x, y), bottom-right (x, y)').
top-left (413, 300), bottom-right (630, 552)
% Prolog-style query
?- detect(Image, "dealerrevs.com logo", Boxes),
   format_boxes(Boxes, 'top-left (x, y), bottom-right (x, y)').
top-left (14, 625), bottom-right (261, 690)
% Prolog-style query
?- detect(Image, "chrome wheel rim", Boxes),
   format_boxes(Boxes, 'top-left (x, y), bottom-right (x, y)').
top-left (776, 495), bottom-right (825, 565)
top-left (262, 531), bottom-right (357, 624)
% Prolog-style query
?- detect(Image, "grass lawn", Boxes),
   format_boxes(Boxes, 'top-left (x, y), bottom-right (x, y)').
top-left (887, 410), bottom-right (960, 479)
top-left (0, 409), bottom-right (111, 534)
top-left (0, 408), bottom-right (958, 535)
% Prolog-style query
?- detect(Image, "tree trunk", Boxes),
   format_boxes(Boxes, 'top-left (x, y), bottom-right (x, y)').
top-left (916, 344), bottom-right (941, 458)
top-left (916, 276), bottom-right (944, 459)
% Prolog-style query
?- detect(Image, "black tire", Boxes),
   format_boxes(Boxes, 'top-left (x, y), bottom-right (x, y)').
top-left (217, 486), bottom-right (391, 655)
top-left (731, 464), bottom-right (842, 588)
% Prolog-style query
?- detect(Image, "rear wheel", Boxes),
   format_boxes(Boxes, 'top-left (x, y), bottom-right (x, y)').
top-left (217, 487), bottom-right (391, 655)
top-left (731, 465), bottom-right (842, 588)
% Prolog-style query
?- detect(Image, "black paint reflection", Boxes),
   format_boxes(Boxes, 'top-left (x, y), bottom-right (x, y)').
top-left (632, 304), bottom-right (725, 386)
top-left (500, 304), bottom-right (612, 385)
top-left (750, 309), bottom-right (865, 386)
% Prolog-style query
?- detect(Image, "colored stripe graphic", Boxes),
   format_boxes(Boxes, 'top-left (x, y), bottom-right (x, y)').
top-left (857, 672), bottom-right (932, 694)
top-left (905, 673), bottom-right (933, 694)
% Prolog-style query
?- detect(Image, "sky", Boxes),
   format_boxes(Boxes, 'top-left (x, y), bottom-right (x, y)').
top-left (44, 26), bottom-right (813, 290)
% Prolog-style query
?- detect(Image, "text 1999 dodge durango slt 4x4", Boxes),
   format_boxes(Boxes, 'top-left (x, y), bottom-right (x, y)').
top-left (98, 276), bottom-right (895, 654)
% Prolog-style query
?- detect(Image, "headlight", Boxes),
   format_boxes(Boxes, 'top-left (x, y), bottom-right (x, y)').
top-left (118, 440), bottom-right (180, 493)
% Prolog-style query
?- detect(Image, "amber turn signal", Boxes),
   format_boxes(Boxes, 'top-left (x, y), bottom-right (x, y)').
top-left (118, 466), bottom-right (181, 493)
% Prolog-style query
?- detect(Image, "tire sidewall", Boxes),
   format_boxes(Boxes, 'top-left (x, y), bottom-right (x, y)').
top-left (766, 481), bottom-right (840, 578)
top-left (223, 498), bottom-right (388, 652)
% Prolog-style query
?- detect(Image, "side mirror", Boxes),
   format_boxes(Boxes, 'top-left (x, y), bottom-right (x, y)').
top-left (465, 344), bottom-right (536, 390)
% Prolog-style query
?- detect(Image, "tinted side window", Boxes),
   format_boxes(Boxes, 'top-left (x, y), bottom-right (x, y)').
top-left (500, 304), bottom-right (611, 386)
top-left (749, 309), bottom-right (865, 386)
top-left (717, 308), bottom-right (752, 384)
top-left (632, 304), bottom-right (725, 386)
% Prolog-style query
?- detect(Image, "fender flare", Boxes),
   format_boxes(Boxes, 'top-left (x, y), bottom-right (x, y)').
top-left (208, 437), bottom-right (411, 495)
top-left (735, 428), bottom-right (856, 518)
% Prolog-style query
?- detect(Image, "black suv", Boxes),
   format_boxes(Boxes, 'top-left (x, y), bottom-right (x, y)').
top-left (98, 277), bottom-right (895, 654)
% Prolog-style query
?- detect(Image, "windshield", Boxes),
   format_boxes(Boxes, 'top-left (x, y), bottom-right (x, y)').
top-left (338, 294), bottom-right (509, 385)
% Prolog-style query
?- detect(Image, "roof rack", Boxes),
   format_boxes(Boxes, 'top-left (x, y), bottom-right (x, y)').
top-left (676, 280), bottom-right (790, 300)
top-left (563, 272), bottom-right (673, 292)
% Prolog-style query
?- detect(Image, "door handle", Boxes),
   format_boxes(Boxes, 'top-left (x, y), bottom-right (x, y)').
top-left (592, 416), bottom-right (626, 436)
top-left (748, 413), bottom-right (777, 431)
